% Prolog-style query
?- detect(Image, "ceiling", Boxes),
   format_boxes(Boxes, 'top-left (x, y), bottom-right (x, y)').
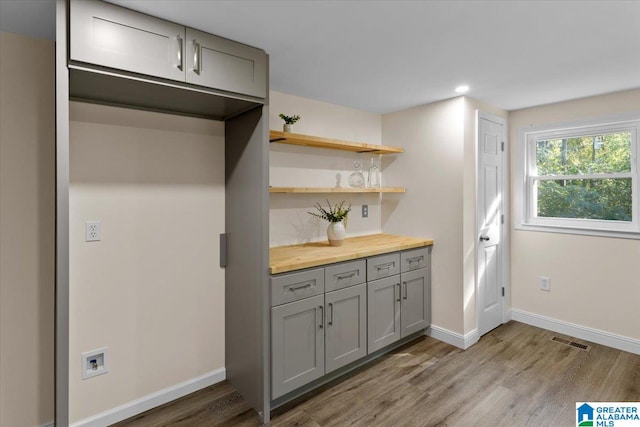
top-left (1, 0), bottom-right (639, 114)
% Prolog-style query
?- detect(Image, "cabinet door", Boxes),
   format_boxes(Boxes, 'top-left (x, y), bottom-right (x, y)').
top-left (367, 276), bottom-right (401, 354)
top-left (271, 295), bottom-right (325, 399)
top-left (400, 268), bottom-right (431, 337)
top-left (70, 0), bottom-right (186, 82)
top-left (186, 28), bottom-right (267, 98)
top-left (325, 284), bottom-right (367, 374)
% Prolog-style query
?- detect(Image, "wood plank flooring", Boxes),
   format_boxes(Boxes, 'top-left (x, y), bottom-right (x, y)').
top-left (114, 321), bottom-right (640, 426)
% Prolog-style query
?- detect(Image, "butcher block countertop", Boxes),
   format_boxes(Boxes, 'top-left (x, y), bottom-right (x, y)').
top-left (270, 233), bottom-right (434, 274)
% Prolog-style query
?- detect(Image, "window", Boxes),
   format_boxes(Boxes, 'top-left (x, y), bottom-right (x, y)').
top-left (519, 116), bottom-right (640, 237)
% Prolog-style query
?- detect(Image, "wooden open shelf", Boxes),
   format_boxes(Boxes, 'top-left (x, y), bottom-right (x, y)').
top-left (270, 130), bottom-right (403, 154)
top-left (269, 187), bottom-right (406, 194)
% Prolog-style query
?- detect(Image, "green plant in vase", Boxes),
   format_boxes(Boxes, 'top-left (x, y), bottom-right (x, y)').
top-left (279, 113), bottom-right (301, 132)
top-left (309, 200), bottom-right (351, 246)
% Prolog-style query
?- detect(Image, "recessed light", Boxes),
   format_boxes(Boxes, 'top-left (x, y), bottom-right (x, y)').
top-left (455, 85), bottom-right (470, 94)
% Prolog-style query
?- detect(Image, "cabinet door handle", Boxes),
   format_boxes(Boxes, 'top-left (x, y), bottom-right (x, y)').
top-left (193, 39), bottom-right (201, 75)
top-left (318, 305), bottom-right (324, 329)
top-left (288, 282), bottom-right (312, 292)
top-left (403, 281), bottom-right (408, 300)
top-left (328, 302), bottom-right (334, 326)
top-left (396, 283), bottom-right (401, 302)
top-left (176, 35), bottom-right (183, 70)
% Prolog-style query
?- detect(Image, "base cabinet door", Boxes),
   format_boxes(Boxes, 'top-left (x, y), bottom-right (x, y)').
top-left (186, 28), bottom-right (267, 98)
top-left (367, 276), bottom-right (401, 354)
top-left (400, 268), bottom-right (431, 338)
top-left (325, 284), bottom-right (367, 374)
top-left (271, 294), bottom-right (325, 399)
top-left (70, 0), bottom-right (186, 82)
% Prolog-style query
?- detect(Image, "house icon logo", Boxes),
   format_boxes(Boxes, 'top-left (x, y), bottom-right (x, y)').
top-left (577, 403), bottom-right (594, 426)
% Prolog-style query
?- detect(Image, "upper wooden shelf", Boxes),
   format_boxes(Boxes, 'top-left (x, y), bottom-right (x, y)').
top-left (269, 131), bottom-right (404, 154)
top-left (269, 187), bottom-right (406, 194)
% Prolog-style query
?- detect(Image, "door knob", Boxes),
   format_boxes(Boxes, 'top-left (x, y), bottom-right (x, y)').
top-left (479, 235), bottom-right (490, 242)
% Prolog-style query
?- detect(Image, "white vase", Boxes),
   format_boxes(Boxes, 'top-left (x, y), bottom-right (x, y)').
top-left (283, 123), bottom-right (293, 133)
top-left (327, 221), bottom-right (346, 246)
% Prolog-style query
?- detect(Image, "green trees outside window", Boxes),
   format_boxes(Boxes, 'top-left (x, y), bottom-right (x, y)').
top-left (534, 131), bottom-right (632, 221)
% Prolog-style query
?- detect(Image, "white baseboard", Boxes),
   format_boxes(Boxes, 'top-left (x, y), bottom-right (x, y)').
top-left (40, 422), bottom-right (54, 427)
top-left (426, 325), bottom-right (479, 350)
top-left (71, 367), bottom-right (226, 427)
top-left (510, 309), bottom-right (640, 355)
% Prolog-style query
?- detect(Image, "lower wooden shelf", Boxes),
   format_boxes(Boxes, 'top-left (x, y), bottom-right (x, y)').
top-left (269, 187), bottom-right (406, 194)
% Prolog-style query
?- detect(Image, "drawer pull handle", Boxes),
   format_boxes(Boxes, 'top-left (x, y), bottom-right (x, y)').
top-left (376, 262), bottom-right (395, 271)
top-left (288, 282), bottom-right (312, 292)
top-left (403, 281), bottom-right (408, 299)
top-left (318, 305), bottom-right (324, 329)
top-left (407, 256), bottom-right (424, 264)
top-left (336, 271), bottom-right (357, 280)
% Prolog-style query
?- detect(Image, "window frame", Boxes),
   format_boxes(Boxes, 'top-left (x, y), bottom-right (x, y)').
top-left (517, 114), bottom-right (640, 238)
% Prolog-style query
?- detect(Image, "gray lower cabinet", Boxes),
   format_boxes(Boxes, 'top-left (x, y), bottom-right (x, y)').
top-left (271, 247), bottom-right (431, 401)
top-left (367, 247), bottom-right (432, 353)
top-left (400, 268), bottom-right (431, 337)
top-left (367, 275), bottom-right (401, 353)
top-left (70, 0), bottom-right (267, 98)
top-left (186, 28), bottom-right (267, 98)
top-left (271, 294), bottom-right (325, 399)
top-left (325, 283), bottom-right (367, 374)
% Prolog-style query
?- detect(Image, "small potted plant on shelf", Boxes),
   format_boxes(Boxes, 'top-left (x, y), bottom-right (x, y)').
top-left (279, 113), bottom-right (301, 133)
top-left (308, 199), bottom-right (351, 246)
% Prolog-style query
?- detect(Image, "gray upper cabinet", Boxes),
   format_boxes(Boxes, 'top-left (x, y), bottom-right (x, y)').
top-left (271, 294), bottom-right (325, 399)
top-left (70, 0), bottom-right (186, 82)
top-left (325, 284), bottom-right (367, 374)
top-left (400, 268), bottom-right (431, 337)
top-left (367, 275), bottom-right (401, 354)
top-left (70, 0), bottom-right (267, 99)
top-left (186, 28), bottom-right (267, 98)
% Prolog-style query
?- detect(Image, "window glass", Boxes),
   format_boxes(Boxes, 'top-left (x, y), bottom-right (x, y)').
top-left (536, 178), bottom-right (632, 221)
top-left (535, 131), bottom-right (631, 176)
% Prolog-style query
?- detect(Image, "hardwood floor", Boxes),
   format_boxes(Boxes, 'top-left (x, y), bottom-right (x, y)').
top-left (114, 321), bottom-right (640, 426)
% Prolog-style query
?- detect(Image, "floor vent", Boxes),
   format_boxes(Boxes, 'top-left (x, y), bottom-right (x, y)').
top-left (551, 336), bottom-right (590, 351)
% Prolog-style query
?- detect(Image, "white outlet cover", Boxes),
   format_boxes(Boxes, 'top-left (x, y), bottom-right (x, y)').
top-left (540, 276), bottom-right (551, 291)
top-left (85, 220), bottom-right (101, 242)
top-left (81, 347), bottom-right (109, 379)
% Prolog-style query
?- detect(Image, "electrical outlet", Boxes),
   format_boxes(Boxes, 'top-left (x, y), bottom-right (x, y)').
top-left (85, 221), bottom-right (101, 242)
top-left (540, 276), bottom-right (551, 291)
top-left (81, 347), bottom-right (109, 379)
top-left (362, 205), bottom-right (369, 218)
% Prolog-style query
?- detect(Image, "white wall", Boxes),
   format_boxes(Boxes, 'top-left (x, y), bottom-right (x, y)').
top-left (382, 98), bottom-right (466, 334)
top-left (510, 89), bottom-right (640, 341)
top-left (0, 31), bottom-right (55, 427)
top-left (69, 103), bottom-right (226, 422)
top-left (269, 91), bottom-right (384, 246)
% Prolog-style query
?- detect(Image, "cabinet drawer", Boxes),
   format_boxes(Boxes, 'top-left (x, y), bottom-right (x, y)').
top-left (401, 247), bottom-right (431, 272)
top-left (271, 268), bottom-right (324, 307)
top-left (325, 259), bottom-right (366, 292)
top-left (367, 253), bottom-right (400, 281)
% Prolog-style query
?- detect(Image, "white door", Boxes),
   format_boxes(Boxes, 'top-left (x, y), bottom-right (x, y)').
top-left (477, 115), bottom-right (505, 336)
